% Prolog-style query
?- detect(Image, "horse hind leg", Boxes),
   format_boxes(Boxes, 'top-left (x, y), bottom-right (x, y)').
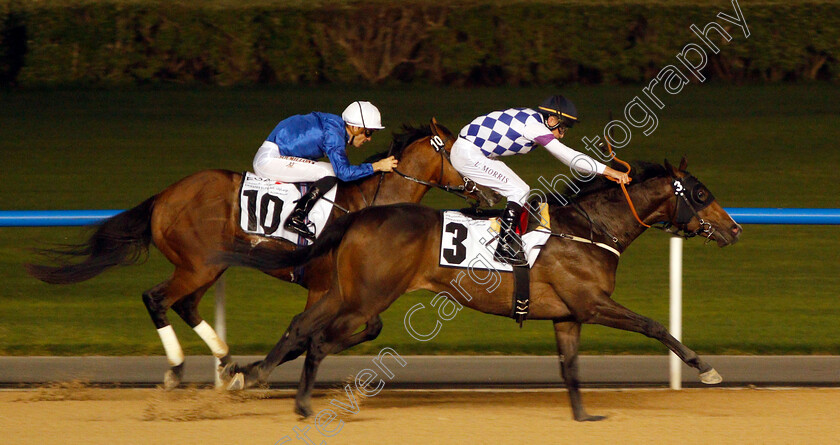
top-left (586, 298), bottom-right (721, 384)
top-left (143, 269), bottom-right (229, 390)
top-left (170, 282), bottom-right (233, 372)
top-left (142, 280), bottom-right (186, 390)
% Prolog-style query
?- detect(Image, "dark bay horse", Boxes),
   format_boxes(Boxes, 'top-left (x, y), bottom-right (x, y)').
top-left (219, 158), bottom-right (742, 421)
top-left (26, 119), bottom-right (496, 389)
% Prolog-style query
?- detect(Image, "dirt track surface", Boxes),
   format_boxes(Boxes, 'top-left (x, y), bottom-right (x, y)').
top-left (1, 385), bottom-right (839, 444)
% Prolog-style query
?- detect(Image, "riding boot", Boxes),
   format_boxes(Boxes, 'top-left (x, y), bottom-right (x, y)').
top-left (494, 202), bottom-right (527, 266)
top-left (284, 176), bottom-right (338, 240)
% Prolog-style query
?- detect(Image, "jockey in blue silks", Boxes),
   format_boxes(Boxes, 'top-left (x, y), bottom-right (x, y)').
top-left (253, 101), bottom-right (398, 240)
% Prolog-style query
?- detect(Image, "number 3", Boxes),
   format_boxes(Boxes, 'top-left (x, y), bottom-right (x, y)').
top-left (443, 222), bottom-right (467, 264)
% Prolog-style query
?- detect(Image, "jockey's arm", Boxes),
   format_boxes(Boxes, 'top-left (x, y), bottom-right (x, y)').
top-left (540, 137), bottom-right (629, 183)
top-left (324, 144), bottom-right (374, 182)
top-left (536, 135), bottom-right (607, 177)
top-left (318, 129), bottom-right (370, 182)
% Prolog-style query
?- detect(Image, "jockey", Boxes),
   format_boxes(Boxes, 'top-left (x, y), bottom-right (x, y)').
top-left (450, 95), bottom-right (631, 265)
top-left (253, 101), bottom-right (399, 240)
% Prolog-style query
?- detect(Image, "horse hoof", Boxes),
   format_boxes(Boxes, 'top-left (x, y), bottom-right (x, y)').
top-left (226, 372), bottom-right (245, 391)
top-left (218, 362), bottom-right (238, 378)
top-left (163, 364), bottom-right (184, 391)
top-left (163, 370), bottom-right (180, 391)
top-left (575, 414), bottom-right (607, 422)
top-left (295, 404), bottom-right (314, 418)
top-left (700, 368), bottom-right (723, 384)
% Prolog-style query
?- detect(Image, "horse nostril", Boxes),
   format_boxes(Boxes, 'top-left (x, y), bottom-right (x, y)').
top-left (731, 225), bottom-right (742, 238)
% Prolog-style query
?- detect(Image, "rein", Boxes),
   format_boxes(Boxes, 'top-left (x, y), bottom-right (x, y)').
top-left (601, 134), bottom-right (714, 241)
top-left (368, 139), bottom-right (395, 206)
top-left (391, 123), bottom-right (481, 204)
top-left (602, 136), bottom-right (651, 228)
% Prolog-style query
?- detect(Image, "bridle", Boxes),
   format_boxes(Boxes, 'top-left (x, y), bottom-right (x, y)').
top-left (654, 174), bottom-right (717, 241)
top-left (601, 131), bottom-right (716, 242)
top-left (394, 134), bottom-right (480, 200)
top-left (369, 122), bottom-right (483, 206)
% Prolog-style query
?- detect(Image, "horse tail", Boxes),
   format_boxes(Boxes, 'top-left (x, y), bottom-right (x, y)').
top-left (25, 196), bottom-right (156, 284)
top-left (220, 209), bottom-right (364, 271)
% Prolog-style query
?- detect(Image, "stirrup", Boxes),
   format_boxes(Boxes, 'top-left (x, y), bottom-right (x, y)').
top-left (494, 239), bottom-right (527, 266)
top-left (284, 215), bottom-right (315, 240)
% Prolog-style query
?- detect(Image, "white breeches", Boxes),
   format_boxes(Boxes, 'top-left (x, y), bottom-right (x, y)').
top-left (253, 141), bottom-right (335, 182)
top-left (451, 138), bottom-right (530, 205)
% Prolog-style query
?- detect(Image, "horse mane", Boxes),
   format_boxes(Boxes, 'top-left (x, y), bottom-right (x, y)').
top-left (363, 123), bottom-right (434, 163)
top-left (540, 160), bottom-right (668, 207)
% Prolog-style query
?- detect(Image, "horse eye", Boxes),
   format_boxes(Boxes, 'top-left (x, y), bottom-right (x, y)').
top-left (697, 190), bottom-right (706, 199)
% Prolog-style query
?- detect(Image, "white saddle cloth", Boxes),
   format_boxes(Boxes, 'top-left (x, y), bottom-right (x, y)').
top-left (238, 172), bottom-right (336, 245)
top-left (438, 210), bottom-right (550, 272)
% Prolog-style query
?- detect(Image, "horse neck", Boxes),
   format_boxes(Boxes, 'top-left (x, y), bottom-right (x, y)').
top-left (572, 176), bottom-right (674, 248)
top-left (335, 145), bottom-right (439, 211)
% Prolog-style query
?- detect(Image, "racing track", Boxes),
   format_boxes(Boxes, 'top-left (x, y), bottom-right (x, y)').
top-left (2, 386), bottom-right (839, 444)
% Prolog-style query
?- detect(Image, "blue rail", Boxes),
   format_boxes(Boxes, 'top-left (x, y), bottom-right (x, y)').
top-left (0, 210), bottom-right (122, 227)
top-left (1, 208), bottom-right (839, 227)
top-left (725, 208), bottom-right (840, 225)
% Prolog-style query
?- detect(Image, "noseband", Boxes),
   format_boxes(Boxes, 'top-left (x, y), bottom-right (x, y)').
top-left (656, 175), bottom-right (717, 240)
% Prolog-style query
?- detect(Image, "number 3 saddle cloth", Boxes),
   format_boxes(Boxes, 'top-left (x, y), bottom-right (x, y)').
top-left (438, 205), bottom-right (551, 272)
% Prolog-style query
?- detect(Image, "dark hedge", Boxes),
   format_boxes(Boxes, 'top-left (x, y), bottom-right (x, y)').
top-left (1, 1), bottom-right (837, 87)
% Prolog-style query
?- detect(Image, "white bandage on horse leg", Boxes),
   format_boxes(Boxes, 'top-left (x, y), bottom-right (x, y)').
top-left (157, 325), bottom-right (185, 367)
top-left (193, 320), bottom-right (229, 358)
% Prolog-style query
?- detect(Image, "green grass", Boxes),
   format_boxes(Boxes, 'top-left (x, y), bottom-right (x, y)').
top-left (1, 84), bottom-right (839, 356)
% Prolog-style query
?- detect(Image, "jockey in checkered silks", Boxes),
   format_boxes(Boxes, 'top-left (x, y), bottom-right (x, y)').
top-left (253, 101), bottom-right (399, 240)
top-left (450, 95), bottom-right (630, 264)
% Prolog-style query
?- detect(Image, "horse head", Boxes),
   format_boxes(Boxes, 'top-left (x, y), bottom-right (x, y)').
top-left (663, 157), bottom-right (742, 246)
top-left (387, 118), bottom-right (499, 207)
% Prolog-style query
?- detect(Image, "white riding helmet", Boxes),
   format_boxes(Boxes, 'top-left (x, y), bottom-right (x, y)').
top-left (341, 101), bottom-right (385, 130)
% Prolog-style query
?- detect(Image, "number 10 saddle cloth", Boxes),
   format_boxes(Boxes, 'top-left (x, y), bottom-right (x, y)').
top-left (237, 172), bottom-right (337, 245)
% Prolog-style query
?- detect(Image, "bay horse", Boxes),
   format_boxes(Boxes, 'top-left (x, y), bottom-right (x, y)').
top-left (25, 119), bottom-right (496, 389)
top-left (218, 157), bottom-right (742, 421)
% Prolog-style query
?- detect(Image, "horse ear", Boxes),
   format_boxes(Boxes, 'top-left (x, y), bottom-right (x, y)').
top-left (430, 117), bottom-right (455, 147)
top-left (679, 156), bottom-right (688, 171)
top-left (664, 158), bottom-right (676, 176)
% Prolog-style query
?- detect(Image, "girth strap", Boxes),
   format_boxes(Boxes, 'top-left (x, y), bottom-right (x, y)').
top-left (511, 265), bottom-right (530, 327)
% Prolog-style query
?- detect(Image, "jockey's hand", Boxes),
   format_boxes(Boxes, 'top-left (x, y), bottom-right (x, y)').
top-left (373, 156), bottom-right (398, 173)
top-left (603, 166), bottom-right (631, 184)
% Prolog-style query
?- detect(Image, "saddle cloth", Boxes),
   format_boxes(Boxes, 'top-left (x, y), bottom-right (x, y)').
top-left (438, 209), bottom-right (551, 272)
top-left (238, 172), bottom-right (336, 245)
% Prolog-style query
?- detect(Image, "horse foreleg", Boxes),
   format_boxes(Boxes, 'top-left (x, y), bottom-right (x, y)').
top-left (553, 320), bottom-right (605, 422)
top-left (293, 313), bottom-right (376, 417)
top-left (332, 315), bottom-right (384, 353)
top-left (294, 330), bottom-right (329, 418)
top-left (587, 298), bottom-right (721, 384)
top-left (223, 297), bottom-right (342, 390)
